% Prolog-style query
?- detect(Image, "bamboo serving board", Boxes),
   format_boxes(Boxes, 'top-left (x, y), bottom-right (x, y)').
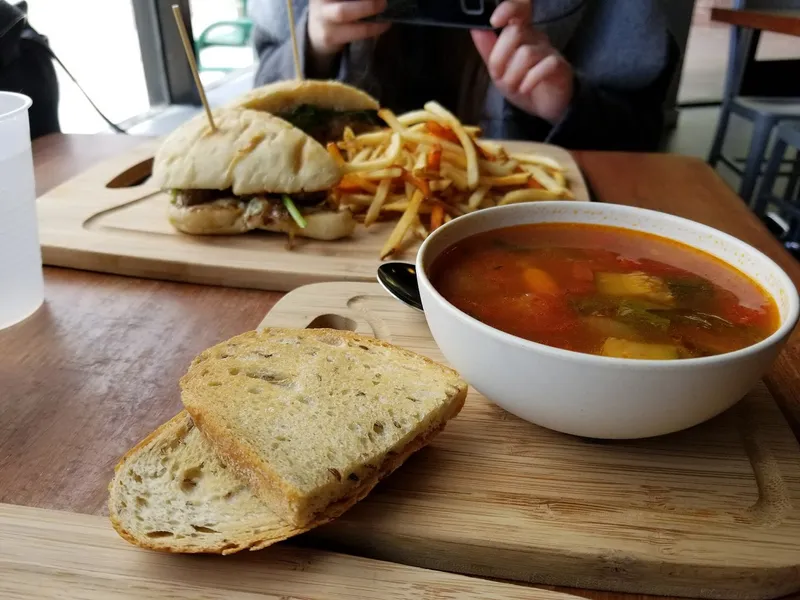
top-left (0, 503), bottom-right (580, 600)
top-left (257, 282), bottom-right (800, 600)
top-left (36, 139), bottom-right (590, 292)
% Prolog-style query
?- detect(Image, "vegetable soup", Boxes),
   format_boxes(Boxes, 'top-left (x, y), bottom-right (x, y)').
top-left (430, 223), bottom-right (780, 360)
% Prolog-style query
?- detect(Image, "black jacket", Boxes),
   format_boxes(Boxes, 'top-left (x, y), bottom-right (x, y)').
top-left (0, 0), bottom-right (59, 139)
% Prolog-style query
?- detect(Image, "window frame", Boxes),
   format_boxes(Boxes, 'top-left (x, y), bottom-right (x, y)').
top-left (132, 0), bottom-right (201, 107)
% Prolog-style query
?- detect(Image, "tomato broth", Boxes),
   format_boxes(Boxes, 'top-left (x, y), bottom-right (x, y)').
top-left (430, 223), bottom-right (780, 360)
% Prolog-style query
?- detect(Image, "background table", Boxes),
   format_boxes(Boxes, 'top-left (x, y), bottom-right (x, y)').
top-left (3, 133), bottom-right (800, 600)
top-left (711, 7), bottom-right (800, 37)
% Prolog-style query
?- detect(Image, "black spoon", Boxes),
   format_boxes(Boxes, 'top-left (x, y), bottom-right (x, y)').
top-left (377, 261), bottom-right (423, 312)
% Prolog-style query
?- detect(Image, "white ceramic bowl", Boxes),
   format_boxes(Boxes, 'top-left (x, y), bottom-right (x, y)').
top-left (416, 201), bottom-right (799, 439)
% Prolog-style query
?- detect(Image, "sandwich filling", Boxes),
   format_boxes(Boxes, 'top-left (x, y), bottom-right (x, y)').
top-left (170, 189), bottom-right (330, 230)
top-left (275, 105), bottom-right (382, 144)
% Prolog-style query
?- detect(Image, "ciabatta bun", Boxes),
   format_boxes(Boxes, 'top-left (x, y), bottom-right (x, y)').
top-left (167, 201), bottom-right (357, 240)
top-left (152, 108), bottom-right (341, 196)
top-left (229, 79), bottom-right (379, 115)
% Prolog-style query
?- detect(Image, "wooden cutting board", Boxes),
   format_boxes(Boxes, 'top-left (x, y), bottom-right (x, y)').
top-left (35, 139), bottom-right (589, 292)
top-left (257, 282), bottom-right (800, 600)
top-left (0, 503), bottom-right (579, 600)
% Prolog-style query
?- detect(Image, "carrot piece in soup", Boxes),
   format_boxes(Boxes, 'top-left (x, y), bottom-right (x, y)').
top-left (523, 267), bottom-right (561, 296)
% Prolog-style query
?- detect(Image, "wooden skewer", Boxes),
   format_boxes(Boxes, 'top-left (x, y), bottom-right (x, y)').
top-left (285, 0), bottom-right (303, 80)
top-left (171, 4), bottom-right (217, 132)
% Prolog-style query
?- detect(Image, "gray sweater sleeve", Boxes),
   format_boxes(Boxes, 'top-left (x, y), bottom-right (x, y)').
top-left (250, 0), bottom-right (311, 84)
top-left (542, 39), bottom-right (679, 151)
top-left (530, 0), bottom-right (678, 151)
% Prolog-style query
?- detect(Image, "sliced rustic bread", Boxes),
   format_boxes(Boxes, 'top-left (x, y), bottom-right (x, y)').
top-left (108, 405), bottom-right (461, 554)
top-left (108, 411), bottom-right (306, 554)
top-left (180, 328), bottom-right (467, 528)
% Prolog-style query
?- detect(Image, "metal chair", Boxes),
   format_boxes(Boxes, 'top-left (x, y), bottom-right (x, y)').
top-left (752, 121), bottom-right (800, 258)
top-left (707, 0), bottom-right (800, 204)
top-left (195, 0), bottom-right (253, 73)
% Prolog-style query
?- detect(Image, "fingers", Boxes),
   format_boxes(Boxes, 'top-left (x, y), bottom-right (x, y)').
top-left (321, 21), bottom-right (390, 47)
top-left (490, 0), bottom-right (532, 28)
top-left (502, 44), bottom-right (549, 92)
top-left (309, 0), bottom-right (389, 53)
top-left (472, 1), bottom-right (574, 123)
top-left (486, 24), bottom-right (547, 82)
top-left (519, 54), bottom-right (562, 94)
top-left (470, 29), bottom-right (498, 65)
top-left (318, 0), bottom-right (387, 24)
top-left (487, 24), bottom-right (524, 80)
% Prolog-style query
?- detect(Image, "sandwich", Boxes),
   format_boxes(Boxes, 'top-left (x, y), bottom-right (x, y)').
top-left (108, 328), bottom-right (467, 553)
top-left (151, 107), bottom-right (355, 241)
top-left (227, 79), bottom-right (382, 145)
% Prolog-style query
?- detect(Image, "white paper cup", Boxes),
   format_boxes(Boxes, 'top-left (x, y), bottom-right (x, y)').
top-left (0, 92), bottom-right (44, 330)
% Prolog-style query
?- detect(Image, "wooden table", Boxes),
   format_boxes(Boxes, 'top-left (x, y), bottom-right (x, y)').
top-left (711, 8), bottom-right (800, 38)
top-left (4, 133), bottom-right (800, 600)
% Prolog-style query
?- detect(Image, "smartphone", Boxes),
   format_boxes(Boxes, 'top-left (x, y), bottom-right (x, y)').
top-left (363, 0), bottom-right (500, 30)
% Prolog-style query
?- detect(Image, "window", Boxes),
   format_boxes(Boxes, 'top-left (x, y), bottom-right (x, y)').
top-left (190, 0), bottom-right (255, 86)
top-left (26, 0), bottom-right (150, 133)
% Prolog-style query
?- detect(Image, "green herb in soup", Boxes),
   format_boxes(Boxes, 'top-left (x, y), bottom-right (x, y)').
top-left (430, 223), bottom-right (780, 359)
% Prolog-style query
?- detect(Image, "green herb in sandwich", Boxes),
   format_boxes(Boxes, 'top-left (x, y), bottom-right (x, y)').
top-left (277, 104), bottom-right (382, 144)
top-left (282, 195), bottom-right (308, 229)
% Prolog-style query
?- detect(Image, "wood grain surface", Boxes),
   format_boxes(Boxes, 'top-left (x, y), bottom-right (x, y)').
top-left (251, 282), bottom-right (800, 600)
top-left (32, 133), bottom-right (150, 197)
top-left (0, 503), bottom-right (582, 600)
top-left (0, 267), bottom-right (277, 515)
top-left (35, 139), bottom-right (589, 292)
top-left (711, 8), bottom-right (800, 37)
top-left (4, 134), bottom-right (800, 600)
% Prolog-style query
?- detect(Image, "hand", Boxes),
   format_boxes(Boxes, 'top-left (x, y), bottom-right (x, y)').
top-left (471, 0), bottom-right (574, 124)
top-left (308, 0), bottom-right (390, 59)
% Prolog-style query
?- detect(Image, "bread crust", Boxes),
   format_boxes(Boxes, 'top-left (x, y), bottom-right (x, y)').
top-left (180, 327), bottom-right (467, 528)
top-left (151, 108), bottom-right (341, 196)
top-left (167, 201), bottom-right (249, 235)
top-left (229, 80), bottom-right (379, 115)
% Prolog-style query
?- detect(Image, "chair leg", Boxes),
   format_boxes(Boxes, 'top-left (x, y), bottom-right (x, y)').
top-left (752, 137), bottom-right (786, 218)
top-left (787, 150), bottom-right (800, 203)
top-left (708, 103), bottom-right (733, 167)
top-left (740, 117), bottom-right (773, 205)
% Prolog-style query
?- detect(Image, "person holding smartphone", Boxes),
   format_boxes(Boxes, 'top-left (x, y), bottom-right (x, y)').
top-left (248, 0), bottom-right (679, 152)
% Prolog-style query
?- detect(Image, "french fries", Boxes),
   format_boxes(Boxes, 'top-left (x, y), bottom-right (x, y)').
top-left (331, 104), bottom-right (576, 259)
top-left (380, 189), bottom-right (425, 259)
